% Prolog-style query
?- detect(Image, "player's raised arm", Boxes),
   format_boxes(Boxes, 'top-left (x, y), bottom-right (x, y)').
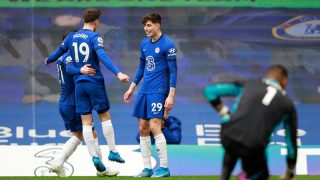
top-left (45, 33), bottom-right (71, 65)
top-left (203, 83), bottom-right (243, 121)
top-left (281, 105), bottom-right (298, 180)
top-left (93, 35), bottom-right (129, 83)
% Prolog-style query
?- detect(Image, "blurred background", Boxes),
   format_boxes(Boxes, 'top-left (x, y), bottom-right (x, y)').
top-left (0, 2), bottom-right (319, 149)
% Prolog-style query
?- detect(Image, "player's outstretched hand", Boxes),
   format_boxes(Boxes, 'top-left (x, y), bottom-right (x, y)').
top-left (80, 64), bottom-right (96, 76)
top-left (44, 58), bottom-right (50, 67)
top-left (117, 72), bottom-right (130, 83)
top-left (164, 95), bottom-right (174, 112)
top-left (124, 88), bottom-right (133, 103)
top-left (280, 168), bottom-right (294, 180)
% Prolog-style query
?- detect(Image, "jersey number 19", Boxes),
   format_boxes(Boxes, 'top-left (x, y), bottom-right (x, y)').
top-left (72, 42), bottom-right (90, 63)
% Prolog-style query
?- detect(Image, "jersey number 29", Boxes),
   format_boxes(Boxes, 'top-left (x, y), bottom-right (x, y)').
top-left (151, 103), bottom-right (163, 112)
top-left (72, 42), bottom-right (90, 63)
top-left (262, 86), bottom-right (277, 106)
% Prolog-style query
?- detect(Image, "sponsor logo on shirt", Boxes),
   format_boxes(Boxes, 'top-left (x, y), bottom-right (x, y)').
top-left (272, 15), bottom-right (320, 41)
top-left (168, 48), bottom-right (177, 56)
top-left (146, 56), bottom-right (155, 71)
top-left (66, 56), bottom-right (72, 64)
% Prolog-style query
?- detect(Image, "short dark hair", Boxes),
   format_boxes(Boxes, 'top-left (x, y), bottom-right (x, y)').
top-left (142, 13), bottom-right (161, 25)
top-left (83, 8), bottom-right (101, 23)
top-left (267, 64), bottom-right (288, 78)
top-left (62, 29), bottom-right (77, 40)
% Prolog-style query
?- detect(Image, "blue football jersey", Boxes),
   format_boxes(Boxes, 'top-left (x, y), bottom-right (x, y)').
top-left (138, 35), bottom-right (177, 94)
top-left (56, 52), bottom-right (75, 105)
top-left (61, 29), bottom-right (107, 83)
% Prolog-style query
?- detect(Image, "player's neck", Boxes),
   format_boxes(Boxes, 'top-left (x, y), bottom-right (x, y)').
top-left (151, 31), bottom-right (162, 42)
top-left (83, 24), bottom-right (95, 32)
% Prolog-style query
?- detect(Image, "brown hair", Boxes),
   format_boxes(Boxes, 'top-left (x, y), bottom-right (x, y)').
top-left (83, 8), bottom-right (101, 23)
top-left (142, 13), bottom-right (161, 25)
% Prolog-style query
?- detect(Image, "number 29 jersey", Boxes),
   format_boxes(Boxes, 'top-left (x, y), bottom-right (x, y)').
top-left (61, 29), bottom-right (105, 83)
top-left (138, 35), bottom-right (177, 95)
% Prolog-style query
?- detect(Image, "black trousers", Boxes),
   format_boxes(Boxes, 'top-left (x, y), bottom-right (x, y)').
top-left (220, 137), bottom-right (269, 180)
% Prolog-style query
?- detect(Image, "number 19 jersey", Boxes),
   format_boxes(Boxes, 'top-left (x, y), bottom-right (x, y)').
top-left (61, 29), bottom-right (106, 83)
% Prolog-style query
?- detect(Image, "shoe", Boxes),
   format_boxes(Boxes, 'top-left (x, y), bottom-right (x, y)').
top-left (108, 151), bottom-right (125, 163)
top-left (134, 168), bottom-right (153, 177)
top-left (237, 171), bottom-right (249, 180)
top-left (50, 164), bottom-right (66, 177)
top-left (96, 167), bottom-right (119, 177)
top-left (151, 167), bottom-right (170, 178)
top-left (92, 156), bottom-right (106, 172)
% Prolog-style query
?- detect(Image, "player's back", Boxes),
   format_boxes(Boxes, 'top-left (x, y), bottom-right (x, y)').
top-left (221, 79), bottom-right (295, 149)
top-left (56, 52), bottom-right (75, 105)
top-left (66, 29), bottom-right (104, 83)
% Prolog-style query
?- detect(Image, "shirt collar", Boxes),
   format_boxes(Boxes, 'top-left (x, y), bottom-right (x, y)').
top-left (263, 78), bottom-right (286, 95)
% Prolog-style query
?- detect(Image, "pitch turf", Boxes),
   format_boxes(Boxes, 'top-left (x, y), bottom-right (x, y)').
top-left (1, 176), bottom-right (320, 180)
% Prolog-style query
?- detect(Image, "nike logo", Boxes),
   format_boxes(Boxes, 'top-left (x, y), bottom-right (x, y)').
top-left (143, 49), bottom-right (146, 51)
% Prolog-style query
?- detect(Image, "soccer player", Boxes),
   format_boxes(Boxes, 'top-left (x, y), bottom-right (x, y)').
top-left (46, 8), bottom-right (129, 176)
top-left (203, 65), bottom-right (297, 180)
top-left (124, 13), bottom-right (177, 177)
top-left (45, 30), bottom-right (104, 177)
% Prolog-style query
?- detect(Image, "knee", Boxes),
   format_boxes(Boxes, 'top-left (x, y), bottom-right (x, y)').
top-left (150, 124), bottom-right (161, 136)
top-left (139, 125), bottom-right (150, 136)
top-left (73, 132), bottom-right (83, 141)
top-left (99, 111), bottom-right (110, 121)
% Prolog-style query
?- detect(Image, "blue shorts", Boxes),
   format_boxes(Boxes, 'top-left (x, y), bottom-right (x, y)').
top-left (133, 93), bottom-right (166, 120)
top-left (59, 104), bottom-right (82, 132)
top-left (75, 80), bottom-right (110, 115)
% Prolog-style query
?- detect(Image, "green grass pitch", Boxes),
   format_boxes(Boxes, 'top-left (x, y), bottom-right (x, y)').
top-left (1, 176), bottom-right (320, 180)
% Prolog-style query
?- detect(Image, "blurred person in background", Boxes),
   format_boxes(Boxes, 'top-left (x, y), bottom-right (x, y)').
top-left (203, 64), bottom-right (297, 180)
top-left (135, 111), bottom-right (182, 145)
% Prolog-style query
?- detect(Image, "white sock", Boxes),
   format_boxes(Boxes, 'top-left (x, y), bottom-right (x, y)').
top-left (83, 125), bottom-right (98, 157)
top-left (155, 133), bottom-right (168, 168)
top-left (140, 136), bottom-right (152, 169)
top-left (54, 136), bottom-right (81, 167)
top-left (101, 120), bottom-right (116, 152)
top-left (94, 138), bottom-right (103, 160)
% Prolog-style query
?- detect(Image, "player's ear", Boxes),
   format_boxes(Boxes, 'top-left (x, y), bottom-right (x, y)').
top-left (281, 77), bottom-right (288, 90)
top-left (94, 19), bottom-right (99, 26)
top-left (156, 23), bottom-right (160, 30)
